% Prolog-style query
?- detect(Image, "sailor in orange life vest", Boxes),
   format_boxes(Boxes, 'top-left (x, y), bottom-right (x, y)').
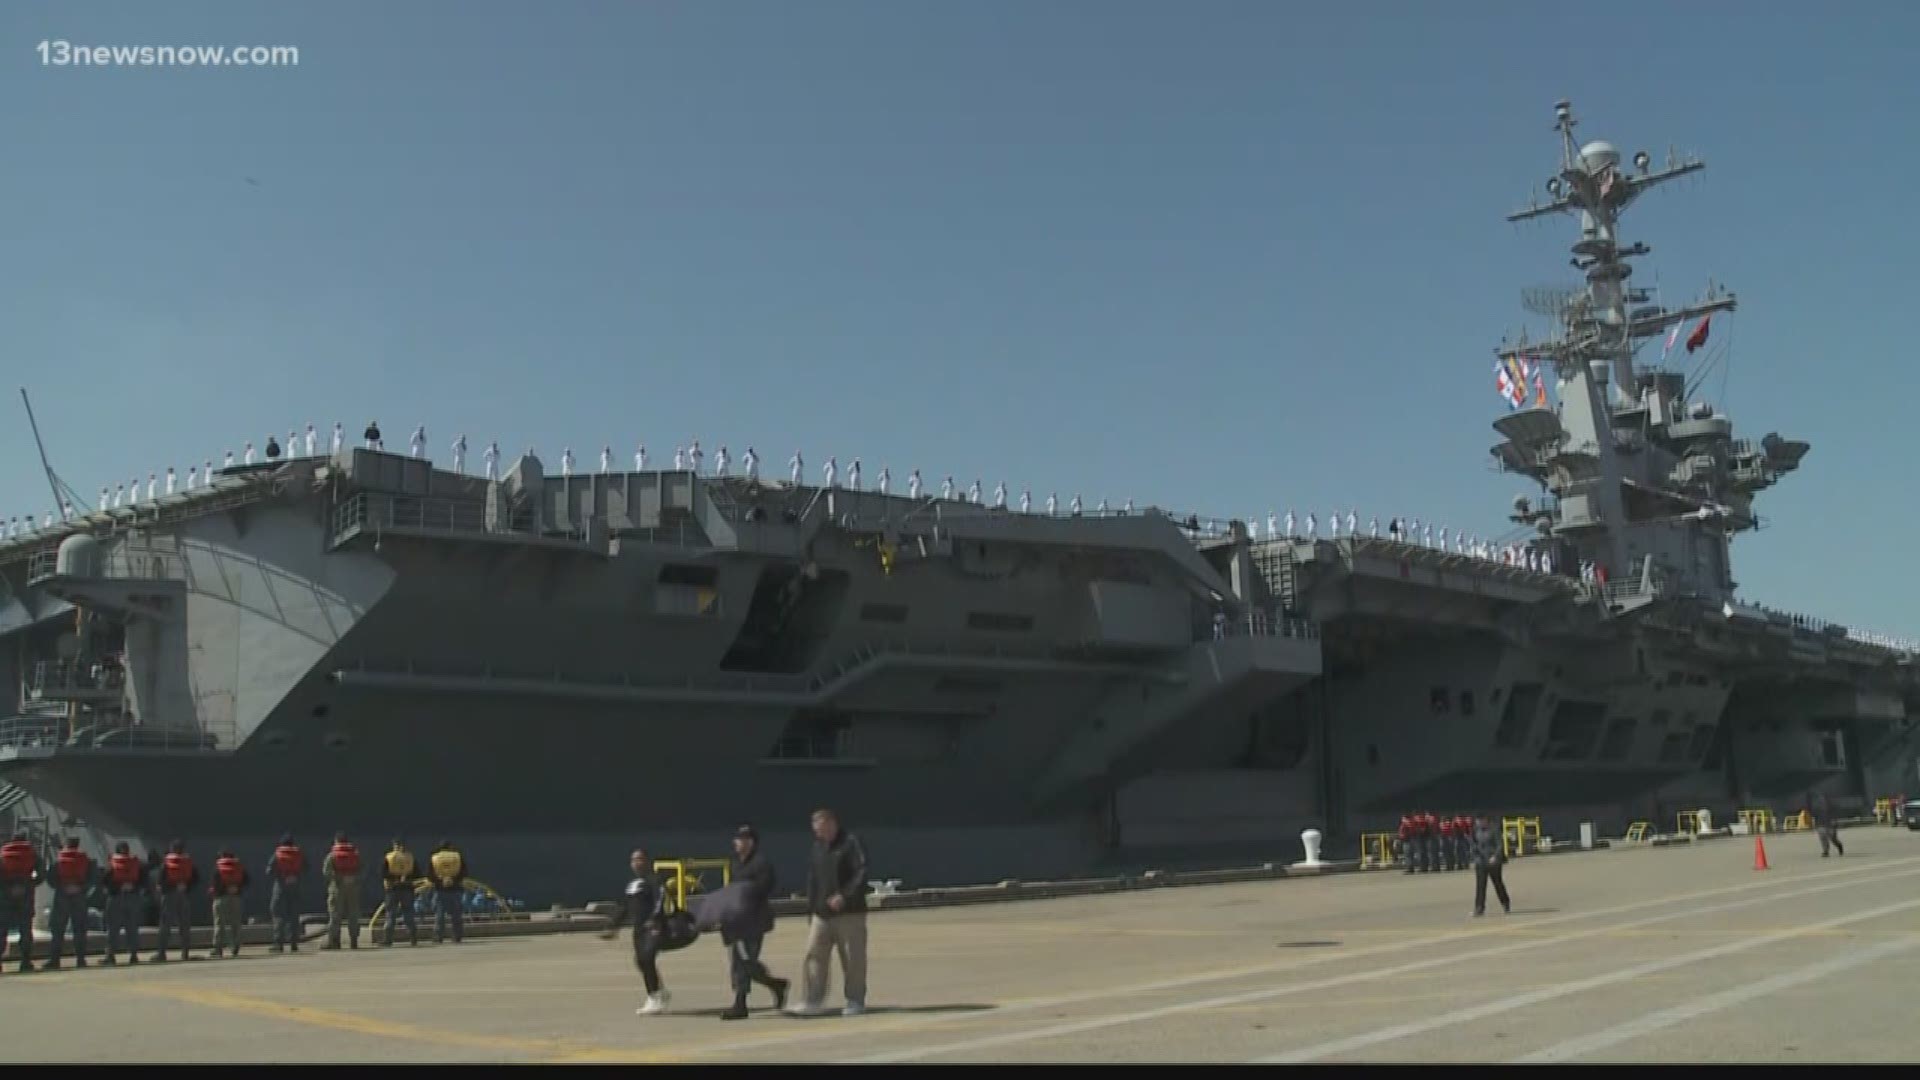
top-left (154, 839), bottom-right (200, 962)
top-left (102, 841), bottom-right (150, 965)
top-left (209, 850), bottom-right (251, 958)
top-left (44, 837), bottom-right (98, 970)
top-left (266, 835), bottom-right (306, 953)
top-left (0, 831), bottom-right (41, 973)
top-left (322, 832), bottom-right (364, 950)
top-left (380, 839), bottom-right (421, 947)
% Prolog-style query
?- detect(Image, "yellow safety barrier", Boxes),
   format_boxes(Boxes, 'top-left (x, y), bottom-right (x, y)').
top-left (364, 876), bottom-right (526, 937)
top-left (1781, 809), bottom-right (1811, 832)
top-left (1874, 798), bottom-right (1894, 825)
top-left (1737, 808), bottom-right (1776, 834)
top-left (1501, 816), bottom-right (1542, 859)
top-left (1675, 810), bottom-right (1707, 836)
top-left (1622, 821), bottom-right (1650, 844)
top-left (653, 858), bottom-right (732, 915)
top-left (1359, 832), bottom-right (1396, 869)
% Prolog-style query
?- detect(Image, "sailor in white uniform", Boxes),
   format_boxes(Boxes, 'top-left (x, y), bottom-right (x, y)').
top-left (1284, 509), bottom-right (1296, 538)
top-left (908, 470), bottom-right (922, 499)
top-left (204, 460), bottom-right (213, 484)
top-left (1305, 512), bottom-right (1316, 539)
top-left (111, 484), bottom-right (123, 509)
top-left (968, 479), bottom-right (982, 504)
top-left (1438, 526), bottom-right (1449, 552)
top-left (164, 468), bottom-right (176, 496)
top-left (634, 444), bottom-right (647, 471)
top-left (1070, 494), bottom-right (1083, 516)
top-left (1122, 498), bottom-right (1134, 513)
top-left (453, 434), bottom-right (468, 474)
top-left (789, 451), bottom-right (803, 486)
top-left (185, 468), bottom-right (198, 491)
top-left (1422, 524), bottom-right (1432, 548)
top-left (1097, 498), bottom-right (1109, 514)
top-left (410, 426), bottom-right (426, 458)
top-left (305, 424), bottom-right (317, 457)
top-left (1328, 508), bottom-right (1341, 538)
top-left (715, 445), bottom-right (730, 477)
top-left (674, 447), bottom-right (686, 472)
top-left (993, 482), bottom-right (1007, 509)
top-left (1347, 509), bottom-right (1357, 537)
top-left (561, 447), bottom-right (574, 477)
top-left (332, 422), bottom-right (344, 456)
top-left (941, 476), bottom-right (955, 501)
top-left (877, 465), bottom-right (891, 494)
top-left (742, 446), bottom-right (758, 481)
top-left (1020, 488), bottom-right (1032, 513)
top-left (823, 457), bottom-right (838, 489)
top-left (99, 486), bottom-right (110, 509)
top-left (1046, 492), bottom-right (1058, 516)
top-left (689, 441), bottom-right (703, 475)
top-left (484, 441), bottom-right (500, 481)
top-left (242, 443), bottom-right (254, 466)
top-left (1540, 549), bottom-right (1554, 575)
top-left (600, 446), bottom-right (613, 475)
top-left (1265, 511), bottom-right (1278, 539)
top-left (847, 458), bottom-right (861, 490)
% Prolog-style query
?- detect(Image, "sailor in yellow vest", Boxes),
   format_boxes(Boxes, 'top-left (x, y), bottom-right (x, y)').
top-left (322, 832), bottom-right (364, 950)
top-left (428, 840), bottom-right (467, 944)
top-left (380, 839), bottom-right (420, 947)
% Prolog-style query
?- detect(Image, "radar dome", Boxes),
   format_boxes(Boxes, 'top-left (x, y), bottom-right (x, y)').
top-left (55, 533), bottom-right (102, 578)
top-left (1578, 140), bottom-right (1621, 175)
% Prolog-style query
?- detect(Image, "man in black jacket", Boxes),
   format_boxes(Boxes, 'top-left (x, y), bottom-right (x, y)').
top-left (1469, 812), bottom-right (1511, 917)
top-left (719, 825), bottom-right (790, 1020)
top-left (799, 808), bottom-right (870, 1016)
top-left (601, 848), bottom-right (671, 1015)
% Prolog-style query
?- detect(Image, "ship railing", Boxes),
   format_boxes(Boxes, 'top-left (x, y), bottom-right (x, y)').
top-left (0, 714), bottom-right (235, 753)
top-left (29, 659), bottom-right (127, 698)
top-left (333, 492), bottom-right (493, 537)
top-left (1205, 612), bottom-right (1318, 641)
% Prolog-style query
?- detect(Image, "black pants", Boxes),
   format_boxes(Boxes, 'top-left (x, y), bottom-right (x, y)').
top-left (0, 894), bottom-right (31, 969)
top-left (1819, 826), bottom-right (1844, 856)
top-left (633, 928), bottom-right (664, 994)
top-left (728, 932), bottom-right (782, 1001)
top-left (1474, 861), bottom-right (1510, 913)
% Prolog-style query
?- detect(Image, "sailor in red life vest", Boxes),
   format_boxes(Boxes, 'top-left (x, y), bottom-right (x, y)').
top-left (1423, 812), bottom-right (1442, 873)
top-left (1454, 815), bottom-right (1474, 870)
top-left (153, 839), bottom-right (200, 963)
top-left (1436, 814), bottom-right (1456, 872)
top-left (0, 830), bottom-right (41, 973)
top-left (102, 840), bottom-right (150, 965)
top-left (44, 838), bottom-right (97, 970)
top-left (322, 832), bottom-right (364, 950)
top-left (209, 850), bottom-right (251, 958)
top-left (1397, 815), bottom-right (1417, 874)
top-left (266, 834), bottom-right (306, 953)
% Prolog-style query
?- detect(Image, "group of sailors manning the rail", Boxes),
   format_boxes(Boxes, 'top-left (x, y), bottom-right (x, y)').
top-left (1399, 812), bottom-right (1514, 918)
top-left (0, 832), bottom-right (470, 973)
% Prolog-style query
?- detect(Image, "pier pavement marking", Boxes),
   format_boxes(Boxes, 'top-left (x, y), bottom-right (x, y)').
top-left (1509, 933), bottom-right (1920, 1064)
top-left (577, 854), bottom-right (1920, 1063)
top-left (120, 985), bottom-right (661, 1062)
top-left (1257, 895), bottom-right (1920, 1063)
top-left (840, 862), bottom-right (1920, 1063)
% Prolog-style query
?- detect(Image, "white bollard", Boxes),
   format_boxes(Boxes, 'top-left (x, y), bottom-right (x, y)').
top-left (1579, 821), bottom-right (1595, 849)
top-left (1299, 828), bottom-right (1324, 866)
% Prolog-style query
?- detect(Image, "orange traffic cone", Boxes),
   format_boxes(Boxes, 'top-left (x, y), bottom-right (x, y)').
top-left (1753, 833), bottom-right (1770, 871)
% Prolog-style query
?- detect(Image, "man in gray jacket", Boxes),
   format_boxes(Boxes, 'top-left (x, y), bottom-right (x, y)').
top-left (1470, 812), bottom-right (1511, 917)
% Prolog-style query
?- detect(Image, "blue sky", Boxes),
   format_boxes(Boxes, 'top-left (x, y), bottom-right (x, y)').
top-left (2, 1), bottom-right (1915, 632)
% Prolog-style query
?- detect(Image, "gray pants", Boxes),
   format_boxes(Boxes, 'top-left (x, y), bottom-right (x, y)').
top-left (434, 889), bottom-right (464, 942)
top-left (270, 881), bottom-right (301, 950)
top-left (106, 890), bottom-right (143, 961)
top-left (326, 876), bottom-right (362, 947)
top-left (49, 888), bottom-right (90, 964)
top-left (156, 889), bottom-right (192, 958)
top-left (803, 912), bottom-right (868, 1008)
top-left (383, 887), bottom-right (418, 945)
top-left (212, 894), bottom-right (243, 955)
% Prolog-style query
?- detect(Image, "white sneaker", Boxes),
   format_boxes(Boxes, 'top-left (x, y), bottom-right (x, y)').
top-left (636, 992), bottom-right (670, 1016)
top-left (787, 1000), bottom-right (825, 1017)
top-left (842, 1001), bottom-right (867, 1017)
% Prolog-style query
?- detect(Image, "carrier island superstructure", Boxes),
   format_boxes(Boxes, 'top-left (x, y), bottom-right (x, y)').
top-left (3, 100), bottom-right (1917, 906)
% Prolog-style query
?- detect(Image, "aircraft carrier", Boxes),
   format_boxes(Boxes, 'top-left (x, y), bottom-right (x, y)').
top-left (3, 100), bottom-right (1917, 909)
